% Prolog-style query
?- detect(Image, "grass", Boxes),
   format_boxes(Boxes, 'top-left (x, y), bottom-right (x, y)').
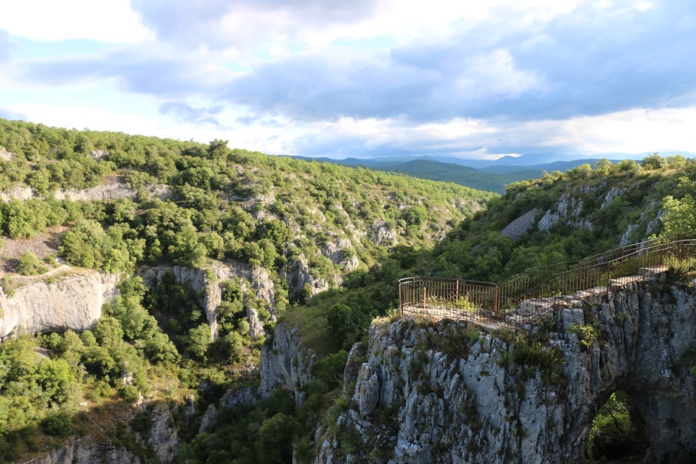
top-left (281, 304), bottom-right (335, 358)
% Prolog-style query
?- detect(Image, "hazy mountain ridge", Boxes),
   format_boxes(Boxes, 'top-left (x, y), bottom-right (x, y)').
top-left (287, 155), bottom-right (638, 193)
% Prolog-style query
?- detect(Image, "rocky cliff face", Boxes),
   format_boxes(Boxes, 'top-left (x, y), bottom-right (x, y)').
top-left (0, 175), bottom-right (171, 203)
top-left (282, 254), bottom-right (331, 300)
top-left (316, 280), bottom-right (696, 463)
top-left (259, 320), bottom-right (316, 408)
top-left (141, 402), bottom-right (180, 463)
top-left (23, 401), bottom-right (180, 464)
top-left (140, 260), bottom-right (275, 339)
top-left (22, 437), bottom-right (142, 464)
top-left (0, 269), bottom-right (119, 340)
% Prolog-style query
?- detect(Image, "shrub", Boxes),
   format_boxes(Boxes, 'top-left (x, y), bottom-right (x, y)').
top-left (16, 250), bottom-right (47, 276)
top-left (42, 412), bottom-right (72, 437)
top-left (120, 385), bottom-right (140, 402)
top-left (1, 275), bottom-right (16, 297)
top-left (256, 413), bottom-right (297, 464)
top-left (90, 380), bottom-right (114, 400)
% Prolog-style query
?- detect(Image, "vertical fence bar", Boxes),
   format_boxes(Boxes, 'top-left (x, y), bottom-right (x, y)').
top-left (399, 282), bottom-right (403, 318)
top-left (493, 285), bottom-right (499, 316)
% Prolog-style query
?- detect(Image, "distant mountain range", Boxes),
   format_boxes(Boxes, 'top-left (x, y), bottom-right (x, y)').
top-left (287, 152), bottom-right (695, 193)
top-left (285, 156), bottom-right (607, 193)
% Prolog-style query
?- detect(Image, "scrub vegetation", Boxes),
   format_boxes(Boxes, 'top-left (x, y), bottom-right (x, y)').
top-left (1, 117), bottom-right (695, 462)
top-left (0, 118), bottom-right (488, 462)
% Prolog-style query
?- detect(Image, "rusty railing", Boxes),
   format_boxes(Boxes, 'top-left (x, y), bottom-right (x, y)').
top-left (399, 237), bottom-right (696, 329)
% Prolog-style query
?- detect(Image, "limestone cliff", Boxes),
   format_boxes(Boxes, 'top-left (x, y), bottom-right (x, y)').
top-left (22, 401), bottom-right (180, 464)
top-left (259, 320), bottom-right (316, 408)
top-left (0, 175), bottom-right (171, 203)
top-left (0, 269), bottom-right (119, 340)
top-left (316, 280), bottom-right (696, 463)
top-left (21, 437), bottom-right (142, 464)
top-left (140, 260), bottom-right (275, 339)
top-left (282, 254), bottom-right (330, 299)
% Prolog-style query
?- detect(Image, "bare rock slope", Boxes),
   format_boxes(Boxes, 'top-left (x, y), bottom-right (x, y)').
top-left (0, 269), bottom-right (119, 340)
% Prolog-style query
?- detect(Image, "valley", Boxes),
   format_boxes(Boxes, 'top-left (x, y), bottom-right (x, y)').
top-left (1, 120), bottom-right (695, 463)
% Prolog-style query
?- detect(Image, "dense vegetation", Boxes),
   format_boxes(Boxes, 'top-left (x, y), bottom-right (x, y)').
top-left (0, 119), bottom-right (491, 275)
top-left (0, 118), bottom-right (492, 462)
top-left (1, 117), bottom-right (694, 463)
top-left (218, 154), bottom-right (695, 463)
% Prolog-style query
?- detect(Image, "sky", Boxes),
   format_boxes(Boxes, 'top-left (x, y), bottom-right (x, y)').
top-left (1, 0), bottom-right (695, 161)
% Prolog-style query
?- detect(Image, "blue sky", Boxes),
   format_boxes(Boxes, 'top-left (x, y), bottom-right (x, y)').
top-left (1, 0), bottom-right (695, 160)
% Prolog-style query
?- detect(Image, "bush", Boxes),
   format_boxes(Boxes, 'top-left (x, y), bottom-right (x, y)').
top-left (90, 380), bottom-right (113, 400)
top-left (185, 324), bottom-right (212, 359)
top-left (42, 412), bottom-right (72, 437)
top-left (314, 350), bottom-right (349, 389)
top-left (16, 250), bottom-right (47, 276)
top-left (120, 385), bottom-right (140, 402)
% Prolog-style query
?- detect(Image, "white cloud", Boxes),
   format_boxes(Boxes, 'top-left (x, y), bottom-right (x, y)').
top-left (289, 106), bottom-right (696, 157)
top-left (556, 107), bottom-right (696, 154)
top-left (0, 0), bottom-right (151, 43)
top-left (1, 0), bottom-right (695, 161)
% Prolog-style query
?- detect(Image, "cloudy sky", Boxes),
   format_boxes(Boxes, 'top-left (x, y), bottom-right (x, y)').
top-left (1, 0), bottom-right (695, 160)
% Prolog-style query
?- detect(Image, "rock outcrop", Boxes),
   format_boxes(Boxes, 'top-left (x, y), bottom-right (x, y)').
top-left (0, 269), bottom-right (119, 340)
top-left (26, 401), bottom-right (180, 464)
top-left (322, 238), bottom-right (359, 272)
top-left (0, 175), bottom-right (171, 203)
top-left (259, 320), bottom-right (316, 408)
top-left (143, 402), bottom-right (179, 463)
top-left (282, 254), bottom-right (330, 299)
top-left (141, 260), bottom-right (275, 339)
top-left (23, 437), bottom-right (143, 464)
top-left (316, 280), bottom-right (696, 463)
top-left (500, 208), bottom-right (541, 240)
top-left (371, 220), bottom-right (396, 245)
top-left (537, 193), bottom-right (592, 232)
top-left (221, 385), bottom-right (258, 409)
top-left (0, 147), bottom-right (15, 162)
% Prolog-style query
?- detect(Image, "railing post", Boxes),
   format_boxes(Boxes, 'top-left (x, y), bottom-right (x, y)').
top-left (494, 284), bottom-right (499, 316)
top-left (660, 238), bottom-right (665, 265)
top-left (399, 282), bottom-right (403, 318)
top-left (423, 285), bottom-right (427, 310)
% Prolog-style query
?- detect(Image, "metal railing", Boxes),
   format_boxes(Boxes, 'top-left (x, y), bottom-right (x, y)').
top-left (399, 237), bottom-right (696, 329)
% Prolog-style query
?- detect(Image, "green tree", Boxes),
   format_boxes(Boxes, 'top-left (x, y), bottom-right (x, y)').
top-left (185, 324), bottom-right (212, 358)
top-left (256, 413), bottom-right (297, 464)
top-left (16, 250), bottom-right (47, 275)
top-left (662, 194), bottom-right (696, 236)
top-left (403, 204), bottom-right (428, 227)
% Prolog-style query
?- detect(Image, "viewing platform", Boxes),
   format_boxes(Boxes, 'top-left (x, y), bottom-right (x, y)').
top-left (399, 236), bottom-right (694, 330)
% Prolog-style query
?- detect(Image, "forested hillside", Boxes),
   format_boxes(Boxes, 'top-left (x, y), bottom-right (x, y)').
top-left (1, 116), bottom-right (694, 463)
top-left (206, 154), bottom-right (694, 464)
top-left (280, 154), bottom-right (695, 361)
top-left (181, 154), bottom-right (696, 463)
top-left (0, 118), bottom-right (492, 462)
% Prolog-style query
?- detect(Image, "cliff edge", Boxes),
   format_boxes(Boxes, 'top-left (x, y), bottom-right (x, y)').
top-left (317, 279), bottom-right (696, 463)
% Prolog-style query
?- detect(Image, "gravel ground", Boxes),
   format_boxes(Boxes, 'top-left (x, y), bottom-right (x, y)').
top-left (0, 227), bottom-right (66, 274)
